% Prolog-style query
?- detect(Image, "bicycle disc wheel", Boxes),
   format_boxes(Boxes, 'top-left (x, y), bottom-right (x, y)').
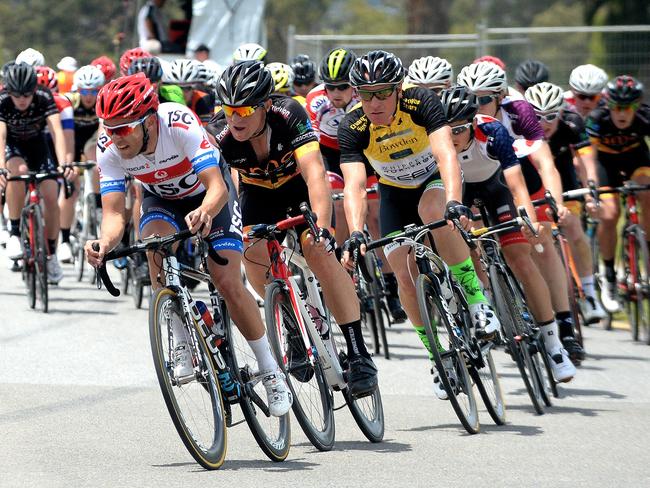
top-left (366, 252), bottom-right (390, 359)
top-left (32, 206), bottom-right (48, 313)
top-left (226, 305), bottom-right (291, 461)
top-left (149, 288), bottom-right (227, 470)
top-left (472, 344), bottom-right (506, 426)
top-left (416, 274), bottom-right (479, 434)
top-left (20, 211), bottom-right (36, 309)
top-left (265, 281), bottom-right (335, 451)
top-left (489, 266), bottom-right (545, 414)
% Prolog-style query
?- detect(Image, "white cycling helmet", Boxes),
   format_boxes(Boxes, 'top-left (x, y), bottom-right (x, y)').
top-left (201, 60), bottom-right (224, 88)
top-left (73, 65), bottom-right (105, 90)
top-left (167, 59), bottom-right (204, 85)
top-left (407, 56), bottom-right (453, 86)
top-left (524, 82), bottom-right (565, 113)
top-left (57, 56), bottom-right (78, 72)
top-left (233, 43), bottom-right (267, 63)
top-left (267, 62), bottom-right (295, 93)
top-left (457, 61), bottom-right (508, 93)
top-left (16, 48), bottom-right (45, 67)
top-left (569, 64), bottom-right (608, 95)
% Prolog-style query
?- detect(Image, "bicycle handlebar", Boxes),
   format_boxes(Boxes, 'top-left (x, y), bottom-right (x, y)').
top-left (331, 185), bottom-right (378, 201)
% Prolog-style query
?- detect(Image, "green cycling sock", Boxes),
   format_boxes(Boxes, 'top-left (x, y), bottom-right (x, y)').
top-left (449, 257), bottom-right (486, 306)
top-left (413, 325), bottom-right (443, 360)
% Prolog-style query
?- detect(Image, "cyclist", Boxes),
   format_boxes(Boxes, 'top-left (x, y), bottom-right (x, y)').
top-left (128, 56), bottom-right (184, 105)
top-left (166, 59), bottom-right (214, 124)
top-left (207, 60), bottom-right (378, 398)
top-left (406, 56), bottom-right (453, 94)
top-left (91, 55), bottom-right (117, 82)
top-left (337, 50), bottom-right (501, 398)
top-left (232, 43), bottom-right (267, 64)
top-left (440, 86), bottom-right (577, 381)
top-left (565, 64), bottom-right (608, 119)
top-left (290, 54), bottom-right (317, 97)
top-left (15, 48), bottom-right (45, 67)
top-left (306, 47), bottom-right (406, 322)
top-left (513, 59), bottom-right (549, 94)
top-left (119, 47), bottom-right (152, 76)
top-left (457, 61), bottom-right (586, 363)
top-left (0, 62), bottom-right (69, 283)
top-left (472, 55), bottom-right (506, 70)
top-left (586, 75), bottom-right (650, 313)
top-left (267, 62), bottom-right (295, 95)
top-left (525, 82), bottom-right (607, 323)
top-left (84, 73), bottom-right (292, 416)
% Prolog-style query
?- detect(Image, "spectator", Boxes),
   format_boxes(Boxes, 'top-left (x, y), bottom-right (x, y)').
top-left (137, 0), bottom-right (182, 53)
top-left (194, 44), bottom-right (210, 62)
top-left (56, 56), bottom-right (78, 94)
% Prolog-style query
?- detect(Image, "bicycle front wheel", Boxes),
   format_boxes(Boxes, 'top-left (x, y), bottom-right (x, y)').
top-left (366, 251), bottom-right (390, 359)
top-left (32, 205), bottom-right (48, 313)
top-left (416, 274), bottom-right (479, 434)
top-left (265, 281), bottom-right (335, 451)
top-left (20, 210), bottom-right (36, 309)
top-left (472, 344), bottom-right (506, 425)
top-left (149, 288), bottom-right (227, 470)
top-left (624, 229), bottom-right (650, 343)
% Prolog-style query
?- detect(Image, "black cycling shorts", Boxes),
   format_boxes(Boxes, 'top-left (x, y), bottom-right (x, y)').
top-left (140, 172), bottom-right (243, 254)
top-left (596, 151), bottom-right (650, 190)
top-left (5, 135), bottom-right (56, 173)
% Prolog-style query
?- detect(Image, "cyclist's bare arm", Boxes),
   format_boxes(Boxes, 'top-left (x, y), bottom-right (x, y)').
top-left (528, 141), bottom-right (564, 205)
top-left (573, 146), bottom-right (599, 186)
top-left (296, 148), bottom-right (332, 229)
top-left (340, 161), bottom-right (368, 233)
top-left (429, 125), bottom-right (462, 203)
top-left (86, 192), bottom-right (126, 267)
top-left (186, 166), bottom-right (229, 235)
top-left (503, 165), bottom-right (538, 226)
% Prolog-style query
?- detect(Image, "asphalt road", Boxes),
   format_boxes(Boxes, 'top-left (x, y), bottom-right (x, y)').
top-left (1, 254), bottom-right (649, 488)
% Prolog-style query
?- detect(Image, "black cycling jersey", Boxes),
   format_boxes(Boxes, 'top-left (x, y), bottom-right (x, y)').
top-left (547, 109), bottom-right (590, 192)
top-left (72, 101), bottom-right (100, 160)
top-left (207, 94), bottom-right (319, 189)
top-left (0, 87), bottom-right (58, 140)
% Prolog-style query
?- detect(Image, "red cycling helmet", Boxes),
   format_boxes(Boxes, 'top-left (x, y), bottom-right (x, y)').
top-left (35, 66), bottom-right (58, 91)
top-left (91, 55), bottom-right (117, 81)
top-left (119, 48), bottom-right (152, 76)
top-left (96, 73), bottom-right (159, 120)
top-left (472, 55), bottom-right (506, 70)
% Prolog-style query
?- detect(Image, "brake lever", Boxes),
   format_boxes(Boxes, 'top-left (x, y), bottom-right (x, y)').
top-left (451, 217), bottom-right (477, 250)
top-left (517, 206), bottom-right (544, 253)
top-left (588, 180), bottom-right (600, 208)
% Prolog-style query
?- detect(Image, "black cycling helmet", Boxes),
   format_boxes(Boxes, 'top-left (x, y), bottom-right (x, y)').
top-left (607, 75), bottom-right (644, 105)
top-left (319, 48), bottom-right (356, 84)
top-left (216, 60), bottom-right (273, 106)
top-left (3, 62), bottom-right (37, 94)
top-left (291, 54), bottom-right (316, 85)
top-left (439, 86), bottom-right (478, 124)
top-left (128, 57), bottom-right (163, 83)
top-left (350, 50), bottom-right (404, 87)
top-left (514, 59), bottom-right (549, 90)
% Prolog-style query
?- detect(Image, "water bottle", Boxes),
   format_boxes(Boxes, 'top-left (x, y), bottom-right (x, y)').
top-left (306, 303), bottom-right (329, 338)
top-left (196, 300), bottom-right (224, 338)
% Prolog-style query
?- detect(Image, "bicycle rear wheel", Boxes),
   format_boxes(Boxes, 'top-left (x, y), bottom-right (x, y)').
top-left (625, 230), bottom-right (650, 343)
top-left (365, 251), bottom-right (390, 359)
top-left (265, 281), bottom-right (335, 451)
top-left (471, 343), bottom-right (506, 425)
top-left (149, 288), bottom-right (227, 470)
top-left (226, 304), bottom-right (291, 461)
top-left (32, 205), bottom-right (48, 313)
top-left (416, 273), bottom-right (479, 434)
top-left (489, 266), bottom-right (545, 414)
top-left (20, 210), bottom-right (36, 309)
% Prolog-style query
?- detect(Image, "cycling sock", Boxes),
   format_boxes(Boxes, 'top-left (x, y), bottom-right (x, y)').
top-left (9, 219), bottom-right (20, 237)
top-left (539, 319), bottom-right (563, 354)
top-left (413, 325), bottom-right (443, 360)
top-left (47, 239), bottom-right (57, 255)
top-left (247, 334), bottom-right (278, 373)
top-left (61, 228), bottom-right (71, 244)
top-left (94, 193), bottom-right (102, 208)
top-left (604, 259), bottom-right (616, 282)
top-left (449, 257), bottom-right (486, 305)
top-left (580, 275), bottom-right (596, 299)
top-left (384, 272), bottom-right (399, 299)
top-left (555, 311), bottom-right (574, 339)
top-left (121, 224), bottom-right (131, 246)
top-left (340, 320), bottom-right (370, 359)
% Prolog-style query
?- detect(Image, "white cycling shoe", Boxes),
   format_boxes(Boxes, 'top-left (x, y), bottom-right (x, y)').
top-left (173, 341), bottom-right (195, 384)
top-left (431, 358), bottom-right (458, 400)
top-left (469, 302), bottom-right (501, 336)
top-left (548, 348), bottom-right (576, 383)
top-left (261, 370), bottom-right (293, 417)
top-left (47, 255), bottom-right (64, 285)
top-left (58, 242), bottom-right (73, 264)
top-left (600, 280), bottom-right (621, 313)
top-left (6, 235), bottom-right (22, 260)
top-left (579, 296), bottom-right (607, 324)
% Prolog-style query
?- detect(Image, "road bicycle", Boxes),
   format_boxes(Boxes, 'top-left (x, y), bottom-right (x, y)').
top-left (71, 161), bottom-right (100, 283)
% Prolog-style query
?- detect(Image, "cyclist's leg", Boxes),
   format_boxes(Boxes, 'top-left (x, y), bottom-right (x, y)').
top-left (631, 166), bottom-right (650, 239)
top-left (596, 163), bottom-right (622, 311)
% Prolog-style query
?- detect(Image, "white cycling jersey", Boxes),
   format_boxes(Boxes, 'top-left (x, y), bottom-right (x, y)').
top-left (305, 84), bottom-right (359, 150)
top-left (97, 102), bottom-right (221, 200)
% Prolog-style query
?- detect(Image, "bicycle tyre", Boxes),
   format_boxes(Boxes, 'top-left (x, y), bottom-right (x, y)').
top-left (416, 273), bottom-right (480, 434)
top-left (471, 345), bottom-right (506, 426)
top-left (20, 210), bottom-right (36, 309)
top-left (133, 278), bottom-right (144, 309)
top-left (627, 230), bottom-right (650, 343)
top-left (489, 266), bottom-right (545, 414)
top-left (533, 337), bottom-right (557, 402)
top-left (555, 237), bottom-right (584, 347)
top-left (225, 303), bottom-right (291, 461)
top-left (264, 281), bottom-right (335, 451)
top-left (366, 251), bottom-right (390, 359)
top-left (149, 288), bottom-right (227, 470)
top-left (32, 205), bottom-right (48, 313)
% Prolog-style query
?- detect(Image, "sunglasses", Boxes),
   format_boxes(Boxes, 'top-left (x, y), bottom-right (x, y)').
top-left (103, 115), bottom-right (148, 138)
top-left (325, 83), bottom-right (351, 92)
top-left (536, 112), bottom-right (560, 123)
top-left (608, 101), bottom-right (639, 112)
top-left (451, 122), bottom-right (472, 135)
top-left (222, 103), bottom-right (263, 118)
top-left (574, 93), bottom-right (600, 101)
top-left (477, 94), bottom-right (498, 106)
top-left (79, 88), bottom-right (99, 96)
top-left (357, 86), bottom-right (396, 101)
top-left (9, 91), bottom-right (34, 98)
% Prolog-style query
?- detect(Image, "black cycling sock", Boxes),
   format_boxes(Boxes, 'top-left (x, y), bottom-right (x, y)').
top-left (94, 193), bottom-right (102, 208)
top-left (47, 239), bottom-right (57, 255)
top-left (604, 259), bottom-right (616, 282)
top-left (9, 219), bottom-right (20, 237)
top-left (121, 223), bottom-right (131, 246)
top-left (340, 320), bottom-right (370, 359)
top-left (556, 311), bottom-right (574, 338)
top-left (384, 272), bottom-right (399, 299)
top-left (61, 228), bottom-right (71, 243)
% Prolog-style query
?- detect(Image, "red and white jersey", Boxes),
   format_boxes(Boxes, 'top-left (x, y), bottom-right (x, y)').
top-left (97, 102), bottom-right (221, 200)
top-left (305, 84), bottom-right (359, 150)
top-left (54, 94), bottom-right (74, 130)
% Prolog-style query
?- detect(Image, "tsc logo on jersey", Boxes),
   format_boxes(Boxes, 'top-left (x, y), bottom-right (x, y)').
top-left (154, 170), bottom-right (169, 180)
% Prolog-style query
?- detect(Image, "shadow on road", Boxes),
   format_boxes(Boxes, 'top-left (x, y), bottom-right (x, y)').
top-left (292, 438), bottom-right (411, 454)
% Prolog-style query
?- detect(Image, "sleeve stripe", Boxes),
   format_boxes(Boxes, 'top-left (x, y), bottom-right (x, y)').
top-left (194, 157), bottom-right (219, 174)
top-left (99, 180), bottom-right (126, 195)
top-left (294, 141), bottom-right (320, 159)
